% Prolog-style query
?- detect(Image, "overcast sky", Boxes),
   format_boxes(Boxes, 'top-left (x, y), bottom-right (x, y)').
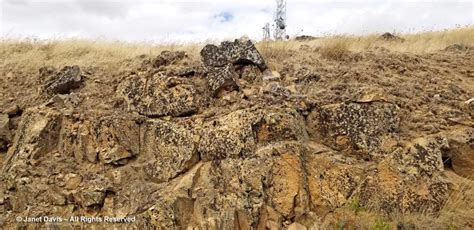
top-left (1, 0), bottom-right (473, 42)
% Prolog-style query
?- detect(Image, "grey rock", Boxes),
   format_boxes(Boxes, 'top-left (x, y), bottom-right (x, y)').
top-left (45, 65), bottom-right (82, 94)
top-left (201, 37), bottom-right (267, 70)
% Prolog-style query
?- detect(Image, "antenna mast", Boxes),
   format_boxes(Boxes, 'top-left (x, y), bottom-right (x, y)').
top-left (262, 23), bottom-right (271, 41)
top-left (273, 0), bottom-right (287, 40)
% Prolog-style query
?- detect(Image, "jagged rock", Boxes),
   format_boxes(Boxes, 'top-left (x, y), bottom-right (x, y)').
top-left (206, 64), bottom-right (239, 96)
top-left (152, 50), bottom-right (186, 68)
top-left (118, 75), bottom-right (200, 117)
top-left (239, 65), bottom-right (263, 83)
top-left (201, 37), bottom-right (267, 70)
top-left (139, 120), bottom-right (198, 183)
top-left (0, 114), bottom-right (10, 151)
top-left (45, 65), bottom-right (82, 94)
top-left (2, 108), bottom-right (62, 173)
top-left (307, 102), bottom-right (400, 159)
top-left (60, 113), bottom-right (140, 165)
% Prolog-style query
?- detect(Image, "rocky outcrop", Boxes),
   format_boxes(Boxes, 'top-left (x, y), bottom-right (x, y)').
top-left (45, 65), bottom-right (83, 94)
top-left (1, 37), bottom-right (473, 229)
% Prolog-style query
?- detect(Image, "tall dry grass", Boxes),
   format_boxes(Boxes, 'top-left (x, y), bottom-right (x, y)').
top-left (1, 27), bottom-right (472, 74)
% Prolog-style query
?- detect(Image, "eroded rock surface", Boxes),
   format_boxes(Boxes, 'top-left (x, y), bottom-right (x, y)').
top-left (1, 38), bottom-right (474, 229)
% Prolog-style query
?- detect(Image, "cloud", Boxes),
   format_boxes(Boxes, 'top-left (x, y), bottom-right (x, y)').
top-left (0, 0), bottom-right (472, 42)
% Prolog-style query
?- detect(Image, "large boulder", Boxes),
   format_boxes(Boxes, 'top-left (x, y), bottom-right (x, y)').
top-left (307, 102), bottom-right (400, 159)
top-left (201, 38), bottom-right (267, 97)
top-left (200, 38), bottom-right (267, 70)
top-left (118, 75), bottom-right (200, 117)
top-left (45, 65), bottom-right (82, 94)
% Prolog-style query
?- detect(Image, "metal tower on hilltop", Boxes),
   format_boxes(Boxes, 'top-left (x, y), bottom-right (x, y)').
top-left (273, 0), bottom-right (287, 40)
top-left (262, 23), bottom-right (271, 41)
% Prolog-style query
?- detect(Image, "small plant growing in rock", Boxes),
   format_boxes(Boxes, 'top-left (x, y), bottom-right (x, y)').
top-left (347, 197), bottom-right (364, 215)
top-left (372, 218), bottom-right (390, 230)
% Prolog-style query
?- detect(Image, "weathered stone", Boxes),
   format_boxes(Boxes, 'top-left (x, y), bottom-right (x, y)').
top-left (357, 158), bottom-right (449, 214)
top-left (74, 189), bottom-right (106, 207)
top-left (305, 152), bottom-right (364, 214)
top-left (198, 109), bottom-right (258, 161)
top-left (2, 108), bottom-right (62, 173)
top-left (288, 222), bottom-right (308, 230)
top-left (3, 105), bottom-right (22, 117)
top-left (152, 50), bottom-right (186, 68)
top-left (206, 64), bottom-right (238, 96)
top-left (395, 136), bottom-right (447, 177)
top-left (200, 37), bottom-right (267, 70)
top-left (267, 153), bottom-right (309, 219)
top-left (118, 75), bottom-right (200, 117)
top-left (307, 102), bottom-right (400, 159)
top-left (140, 120), bottom-right (198, 183)
top-left (0, 114), bottom-right (10, 151)
top-left (45, 65), bottom-right (82, 94)
top-left (445, 127), bottom-right (474, 179)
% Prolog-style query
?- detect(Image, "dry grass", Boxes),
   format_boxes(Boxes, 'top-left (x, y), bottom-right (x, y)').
top-left (1, 27), bottom-right (472, 75)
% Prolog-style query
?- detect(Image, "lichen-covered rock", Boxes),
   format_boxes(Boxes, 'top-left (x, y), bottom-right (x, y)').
top-left (45, 65), bottom-right (82, 94)
top-left (74, 189), bottom-right (106, 208)
top-left (118, 75), bottom-right (200, 117)
top-left (206, 64), bottom-right (239, 96)
top-left (394, 136), bottom-right (447, 177)
top-left (0, 114), bottom-right (10, 151)
top-left (356, 158), bottom-right (449, 214)
top-left (198, 109), bottom-right (258, 161)
top-left (307, 102), bottom-right (400, 159)
top-left (200, 37), bottom-right (267, 70)
top-left (139, 120), bottom-right (198, 183)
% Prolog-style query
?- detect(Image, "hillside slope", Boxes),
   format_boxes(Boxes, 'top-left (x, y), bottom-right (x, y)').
top-left (0, 28), bottom-right (473, 229)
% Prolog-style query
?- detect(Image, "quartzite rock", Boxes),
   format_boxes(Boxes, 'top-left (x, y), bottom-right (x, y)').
top-left (45, 65), bottom-right (82, 94)
top-left (118, 75), bottom-right (200, 117)
top-left (200, 37), bottom-right (267, 70)
top-left (307, 102), bottom-right (400, 159)
top-left (206, 64), bottom-right (239, 96)
top-left (139, 120), bottom-right (198, 183)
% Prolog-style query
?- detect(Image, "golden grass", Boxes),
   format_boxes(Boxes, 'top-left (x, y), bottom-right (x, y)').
top-left (1, 27), bottom-right (472, 75)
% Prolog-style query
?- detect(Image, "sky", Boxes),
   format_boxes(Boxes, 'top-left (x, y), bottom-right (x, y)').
top-left (0, 0), bottom-right (473, 43)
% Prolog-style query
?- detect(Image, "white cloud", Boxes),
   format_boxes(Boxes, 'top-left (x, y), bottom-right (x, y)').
top-left (0, 0), bottom-right (472, 42)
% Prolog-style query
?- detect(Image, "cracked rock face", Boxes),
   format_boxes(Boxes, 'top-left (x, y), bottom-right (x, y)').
top-left (1, 38), bottom-right (473, 229)
top-left (201, 38), bottom-right (267, 96)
